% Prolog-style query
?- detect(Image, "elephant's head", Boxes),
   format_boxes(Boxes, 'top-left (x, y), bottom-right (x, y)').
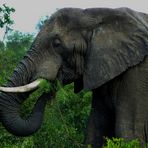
top-left (0, 7), bottom-right (148, 136)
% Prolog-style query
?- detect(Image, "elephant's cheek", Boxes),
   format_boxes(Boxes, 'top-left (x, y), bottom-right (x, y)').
top-left (36, 60), bottom-right (60, 80)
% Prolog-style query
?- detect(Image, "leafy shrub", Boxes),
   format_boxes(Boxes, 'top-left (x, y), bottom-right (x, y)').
top-left (104, 138), bottom-right (148, 148)
top-left (103, 138), bottom-right (141, 148)
top-left (31, 83), bottom-right (91, 148)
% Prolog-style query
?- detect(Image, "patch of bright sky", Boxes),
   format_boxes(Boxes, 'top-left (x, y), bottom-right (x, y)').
top-left (0, 0), bottom-right (148, 40)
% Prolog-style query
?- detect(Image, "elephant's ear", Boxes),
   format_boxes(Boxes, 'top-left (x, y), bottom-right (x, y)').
top-left (83, 8), bottom-right (148, 90)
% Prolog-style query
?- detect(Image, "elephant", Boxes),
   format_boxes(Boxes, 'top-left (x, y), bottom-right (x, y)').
top-left (0, 7), bottom-right (148, 148)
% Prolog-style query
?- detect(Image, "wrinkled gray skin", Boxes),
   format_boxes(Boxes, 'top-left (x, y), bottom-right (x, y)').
top-left (0, 7), bottom-right (148, 148)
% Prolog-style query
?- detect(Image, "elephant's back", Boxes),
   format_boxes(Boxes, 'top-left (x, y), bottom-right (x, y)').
top-left (119, 7), bottom-right (148, 30)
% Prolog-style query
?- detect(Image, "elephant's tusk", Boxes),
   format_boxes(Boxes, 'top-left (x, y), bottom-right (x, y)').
top-left (0, 79), bottom-right (44, 93)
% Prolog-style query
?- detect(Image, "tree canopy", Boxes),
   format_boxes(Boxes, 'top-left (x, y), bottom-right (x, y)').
top-left (0, 4), bottom-right (15, 28)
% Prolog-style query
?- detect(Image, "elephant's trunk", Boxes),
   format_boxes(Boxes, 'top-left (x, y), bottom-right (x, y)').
top-left (1, 92), bottom-right (49, 136)
top-left (0, 56), bottom-right (50, 136)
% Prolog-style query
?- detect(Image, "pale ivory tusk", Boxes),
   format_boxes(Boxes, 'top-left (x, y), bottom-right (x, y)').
top-left (0, 79), bottom-right (44, 93)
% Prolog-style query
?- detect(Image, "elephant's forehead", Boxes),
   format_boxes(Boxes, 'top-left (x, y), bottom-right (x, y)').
top-left (51, 21), bottom-right (67, 35)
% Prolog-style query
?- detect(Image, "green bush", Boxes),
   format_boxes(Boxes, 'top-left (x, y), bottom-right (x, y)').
top-left (87, 138), bottom-right (148, 148)
top-left (20, 81), bottom-right (92, 148)
top-left (103, 138), bottom-right (141, 148)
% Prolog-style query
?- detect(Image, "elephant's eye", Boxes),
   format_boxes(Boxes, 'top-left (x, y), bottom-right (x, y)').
top-left (52, 38), bottom-right (61, 48)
